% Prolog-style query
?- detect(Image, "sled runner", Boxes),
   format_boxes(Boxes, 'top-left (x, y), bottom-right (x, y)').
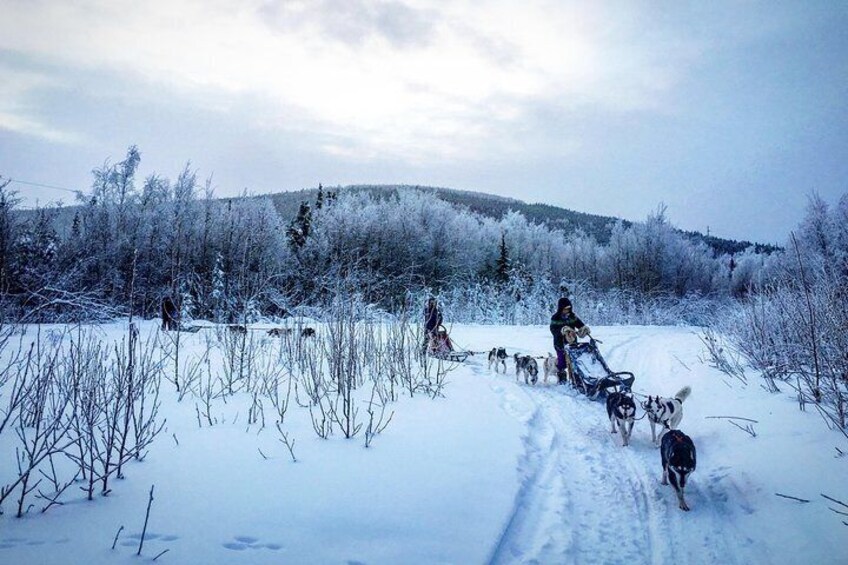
top-left (562, 338), bottom-right (634, 400)
top-left (427, 325), bottom-right (472, 362)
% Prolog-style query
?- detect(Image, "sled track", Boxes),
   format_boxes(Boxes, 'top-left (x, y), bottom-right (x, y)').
top-left (487, 380), bottom-right (747, 564)
top-left (488, 385), bottom-right (665, 565)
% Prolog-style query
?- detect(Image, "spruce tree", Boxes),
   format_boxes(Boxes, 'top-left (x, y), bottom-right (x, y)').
top-left (287, 201), bottom-right (312, 251)
top-left (496, 232), bottom-right (510, 284)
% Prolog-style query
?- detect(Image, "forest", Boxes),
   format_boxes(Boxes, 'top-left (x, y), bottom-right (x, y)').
top-left (1, 146), bottom-right (846, 431)
top-left (0, 147), bottom-right (781, 323)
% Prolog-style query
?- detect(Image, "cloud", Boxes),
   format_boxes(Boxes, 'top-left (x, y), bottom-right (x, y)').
top-left (259, 0), bottom-right (439, 49)
top-left (0, 63), bottom-right (82, 143)
top-left (0, 0), bottom-right (700, 161)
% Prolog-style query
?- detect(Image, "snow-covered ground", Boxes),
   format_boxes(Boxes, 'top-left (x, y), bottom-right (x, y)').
top-left (1, 322), bottom-right (846, 564)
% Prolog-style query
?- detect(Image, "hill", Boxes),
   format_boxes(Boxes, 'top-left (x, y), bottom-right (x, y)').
top-left (267, 184), bottom-right (779, 254)
top-left (13, 182), bottom-right (779, 256)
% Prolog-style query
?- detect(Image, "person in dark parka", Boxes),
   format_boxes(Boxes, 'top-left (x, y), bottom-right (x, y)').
top-left (161, 295), bottom-right (179, 331)
top-left (423, 297), bottom-right (443, 334)
top-left (423, 297), bottom-right (443, 350)
top-left (549, 297), bottom-right (587, 372)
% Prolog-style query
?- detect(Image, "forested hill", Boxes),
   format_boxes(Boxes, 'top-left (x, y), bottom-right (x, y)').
top-left (267, 184), bottom-right (778, 255)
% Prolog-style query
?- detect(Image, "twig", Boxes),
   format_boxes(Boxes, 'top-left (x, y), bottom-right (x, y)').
top-left (705, 415), bottom-right (759, 423)
top-left (112, 525), bottom-right (124, 550)
top-left (153, 549), bottom-right (170, 561)
top-left (812, 404), bottom-right (848, 440)
top-left (821, 493), bottom-right (848, 510)
top-left (137, 485), bottom-right (155, 556)
top-left (172, 434), bottom-right (179, 447)
top-left (672, 354), bottom-right (691, 371)
top-left (727, 420), bottom-right (757, 437)
top-left (775, 492), bottom-right (810, 503)
top-left (276, 422), bottom-right (297, 463)
top-left (258, 448), bottom-right (268, 460)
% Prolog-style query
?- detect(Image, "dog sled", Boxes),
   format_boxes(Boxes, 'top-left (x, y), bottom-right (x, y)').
top-left (427, 325), bottom-right (472, 362)
top-left (561, 338), bottom-right (634, 400)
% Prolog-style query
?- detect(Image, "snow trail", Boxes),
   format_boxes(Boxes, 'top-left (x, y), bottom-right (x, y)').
top-left (486, 329), bottom-right (755, 565)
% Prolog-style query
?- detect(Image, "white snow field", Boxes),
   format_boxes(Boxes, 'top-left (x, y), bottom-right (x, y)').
top-left (1, 321), bottom-right (846, 564)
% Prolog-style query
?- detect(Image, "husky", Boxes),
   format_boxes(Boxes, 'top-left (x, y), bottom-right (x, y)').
top-left (641, 386), bottom-right (691, 446)
top-left (661, 429), bottom-right (697, 511)
top-left (488, 347), bottom-right (508, 373)
top-left (542, 353), bottom-right (558, 384)
top-left (606, 391), bottom-right (637, 447)
top-left (513, 354), bottom-right (539, 385)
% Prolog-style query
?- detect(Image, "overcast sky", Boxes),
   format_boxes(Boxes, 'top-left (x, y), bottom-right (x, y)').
top-left (1, 1), bottom-right (846, 243)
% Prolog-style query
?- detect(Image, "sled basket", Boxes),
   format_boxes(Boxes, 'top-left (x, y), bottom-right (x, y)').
top-left (565, 339), bottom-right (635, 400)
top-left (427, 325), bottom-right (472, 362)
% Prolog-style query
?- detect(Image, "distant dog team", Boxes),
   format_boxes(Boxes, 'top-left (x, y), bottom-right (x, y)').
top-left (488, 347), bottom-right (508, 373)
top-left (514, 354), bottom-right (539, 385)
top-left (486, 348), bottom-right (541, 386)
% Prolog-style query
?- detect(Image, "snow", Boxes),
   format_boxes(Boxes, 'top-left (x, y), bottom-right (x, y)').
top-left (1, 321), bottom-right (846, 564)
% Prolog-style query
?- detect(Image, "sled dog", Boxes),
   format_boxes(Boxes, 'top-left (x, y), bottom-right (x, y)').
top-left (661, 429), bottom-right (696, 511)
top-left (542, 353), bottom-right (558, 384)
top-left (514, 354), bottom-right (539, 385)
top-left (641, 386), bottom-right (691, 446)
top-left (606, 391), bottom-right (637, 447)
top-left (488, 347), bottom-right (508, 373)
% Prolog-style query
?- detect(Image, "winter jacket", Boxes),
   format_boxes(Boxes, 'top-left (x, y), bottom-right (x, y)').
top-left (162, 297), bottom-right (178, 321)
top-left (424, 304), bottom-right (443, 334)
top-left (550, 310), bottom-right (584, 350)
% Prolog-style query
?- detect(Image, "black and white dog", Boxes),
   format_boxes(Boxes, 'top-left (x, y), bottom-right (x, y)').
top-left (514, 354), bottom-right (539, 385)
top-left (641, 386), bottom-right (692, 446)
top-left (488, 347), bottom-right (508, 373)
top-left (605, 391), bottom-right (637, 447)
top-left (660, 429), bottom-right (697, 511)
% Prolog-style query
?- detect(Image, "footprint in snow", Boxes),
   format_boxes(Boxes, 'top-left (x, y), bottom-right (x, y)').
top-left (223, 536), bottom-right (282, 551)
top-left (120, 531), bottom-right (180, 551)
top-left (0, 538), bottom-right (52, 550)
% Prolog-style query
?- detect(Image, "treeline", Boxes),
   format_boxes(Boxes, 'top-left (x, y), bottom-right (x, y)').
top-left (1, 146), bottom-right (775, 323)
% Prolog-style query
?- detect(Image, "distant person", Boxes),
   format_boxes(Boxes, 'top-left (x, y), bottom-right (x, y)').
top-left (549, 297), bottom-right (590, 374)
top-left (161, 295), bottom-right (179, 331)
top-left (423, 297), bottom-right (443, 349)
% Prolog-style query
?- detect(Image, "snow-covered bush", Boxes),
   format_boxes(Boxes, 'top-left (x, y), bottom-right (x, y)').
top-left (711, 193), bottom-right (848, 432)
top-left (0, 323), bottom-right (163, 516)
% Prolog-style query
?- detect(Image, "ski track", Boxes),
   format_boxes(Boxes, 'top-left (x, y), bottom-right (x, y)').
top-left (485, 331), bottom-right (752, 565)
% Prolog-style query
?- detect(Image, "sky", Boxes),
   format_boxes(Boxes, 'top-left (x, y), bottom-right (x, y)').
top-left (1, 1), bottom-right (846, 244)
